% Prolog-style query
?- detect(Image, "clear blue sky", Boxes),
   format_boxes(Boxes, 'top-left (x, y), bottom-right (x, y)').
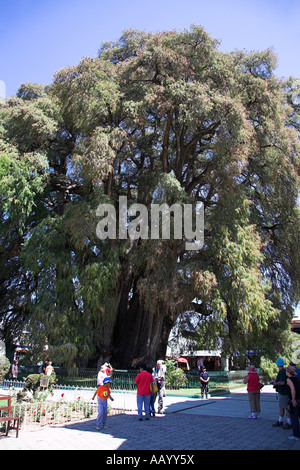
top-left (1, 0), bottom-right (300, 97)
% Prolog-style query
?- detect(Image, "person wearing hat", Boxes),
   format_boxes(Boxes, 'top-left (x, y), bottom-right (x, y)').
top-left (97, 363), bottom-right (113, 386)
top-left (243, 365), bottom-right (262, 419)
top-left (286, 364), bottom-right (300, 441)
top-left (272, 358), bottom-right (291, 429)
top-left (92, 377), bottom-right (114, 430)
top-left (289, 362), bottom-right (300, 380)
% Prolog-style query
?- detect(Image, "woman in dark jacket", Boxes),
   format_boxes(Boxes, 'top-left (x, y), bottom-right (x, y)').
top-left (286, 364), bottom-right (300, 441)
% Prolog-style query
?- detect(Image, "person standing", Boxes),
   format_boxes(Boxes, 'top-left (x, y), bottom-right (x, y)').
top-left (135, 364), bottom-right (154, 421)
top-left (199, 366), bottom-right (210, 399)
top-left (155, 360), bottom-right (166, 414)
top-left (9, 360), bottom-right (18, 388)
top-left (286, 364), bottom-right (300, 441)
top-left (147, 367), bottom-right (157, 416)
top-left (92, 377), bottom-right (114, 430)
top-left (11, 360), bottom-right (18, 380)
top-left (42, 360), bottom-right (49, 374)
top-left (45, 361), bottom-right (54, 376)
top-left (243, 365), bottom-right (262, 418)
top-left (97, 364), bottom-right (108, 386)
top-left (289, 362), bottom-right (300, 380)
top-left (104, 363), bottom-right (113, 377)
top-left (272, 358), bottom-right (291, 429)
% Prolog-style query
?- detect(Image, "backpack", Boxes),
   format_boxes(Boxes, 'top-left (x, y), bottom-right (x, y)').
top-left (152, 380), bottom-right (158, 393)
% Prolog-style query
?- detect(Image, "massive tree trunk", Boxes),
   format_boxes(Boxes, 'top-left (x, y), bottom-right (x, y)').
top-left (111, 277), bottom-right (173, 368)
top-left (110, 241), bottom-right (181, 368)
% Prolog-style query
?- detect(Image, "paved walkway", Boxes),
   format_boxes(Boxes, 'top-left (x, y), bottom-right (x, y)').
top-left (1, 385), bottom-right (300, 451)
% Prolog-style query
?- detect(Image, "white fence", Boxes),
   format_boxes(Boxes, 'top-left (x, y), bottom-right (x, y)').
top-left (0, 381), bottom-right (137, 431)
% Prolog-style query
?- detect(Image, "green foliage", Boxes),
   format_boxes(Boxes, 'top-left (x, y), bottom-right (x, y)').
top-left (0, 356), bottom-right (10, 381)
top-left (0, 26), bottom-right (299, 368)
top-left (165, 359), bottom-right (188, 388)
top-left (21, 373), bottom-right (57, 398)
top-left (0, 141), bottom-right (48, 229)
top-left (259, 331), bottom-right (300, 383)
top-left (259, 357), bottom-right (279, 384)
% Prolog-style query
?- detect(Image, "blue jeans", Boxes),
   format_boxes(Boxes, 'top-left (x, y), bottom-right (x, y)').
top-left (150, 393), bottom-right (156, 414)
top-left (97, 398), bottom-right (108, 427)
top-left (137, 394), bottom-right (151, 419)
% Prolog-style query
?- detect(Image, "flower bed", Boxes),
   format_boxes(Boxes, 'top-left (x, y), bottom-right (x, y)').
top-left (0, 396), bottom-right (98, 432)
top-left (5, 393), bottom-right (125, 432)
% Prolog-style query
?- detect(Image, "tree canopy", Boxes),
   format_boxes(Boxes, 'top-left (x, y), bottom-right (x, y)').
top-left (0, 26), bottom-right (299, 368)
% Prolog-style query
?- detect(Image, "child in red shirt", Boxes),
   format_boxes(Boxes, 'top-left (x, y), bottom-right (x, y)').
top-left (92, 377), bottom-right (114, 430)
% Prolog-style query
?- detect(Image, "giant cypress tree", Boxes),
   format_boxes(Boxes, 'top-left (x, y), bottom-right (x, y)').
top-left (0, 26), bottom-right (299, 368)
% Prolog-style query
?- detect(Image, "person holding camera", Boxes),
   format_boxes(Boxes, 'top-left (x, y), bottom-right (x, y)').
top-left (272, 358), bottom-right (291, 429)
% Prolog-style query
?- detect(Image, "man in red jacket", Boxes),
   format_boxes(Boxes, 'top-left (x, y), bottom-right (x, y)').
top-left (135, 364), bottom-right (154, 421)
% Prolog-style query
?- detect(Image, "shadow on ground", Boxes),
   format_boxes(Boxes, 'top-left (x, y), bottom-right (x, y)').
top-left (51, 396), bottom-right (300, 451)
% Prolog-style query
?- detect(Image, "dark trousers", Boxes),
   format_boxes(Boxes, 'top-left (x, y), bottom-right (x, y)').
top-left (289, 399), bottom-right (300, 438)
top-left (201, 382), bottom-right (209, 397)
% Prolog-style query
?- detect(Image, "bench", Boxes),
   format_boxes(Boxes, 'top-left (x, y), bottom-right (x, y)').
top-left (0, 395), bottom-right (20, 438)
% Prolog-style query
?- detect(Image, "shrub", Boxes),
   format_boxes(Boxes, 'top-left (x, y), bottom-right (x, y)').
top-left (0, 355), bottom-right (10, 381)
top-left (19, 372), bottom-right (58, 399)
top-left (165, 359), bottom-right (188, 389)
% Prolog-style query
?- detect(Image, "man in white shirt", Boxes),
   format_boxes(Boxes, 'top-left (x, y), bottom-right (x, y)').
top-left (155, 360), bottom-right (166, 413)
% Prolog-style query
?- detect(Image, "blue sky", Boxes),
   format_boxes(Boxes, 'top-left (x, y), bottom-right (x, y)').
top-left (1, 0), bottom-right (300, 97)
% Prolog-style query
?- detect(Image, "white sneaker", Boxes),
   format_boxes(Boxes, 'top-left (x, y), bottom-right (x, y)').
top-left (288, 435), bottom-right (300, 441)
top-left (248, 413), bottom-right (256, 419)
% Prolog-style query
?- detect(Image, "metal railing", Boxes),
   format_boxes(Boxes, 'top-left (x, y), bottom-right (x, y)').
top-left (55, 369), bottom-right (233, 392)
top-left (0, 382), bottom-right (135, 431)
top-left (0, 370), bottom-right (248, 432)
top-left (4, 367), bottom-right (248, 392)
